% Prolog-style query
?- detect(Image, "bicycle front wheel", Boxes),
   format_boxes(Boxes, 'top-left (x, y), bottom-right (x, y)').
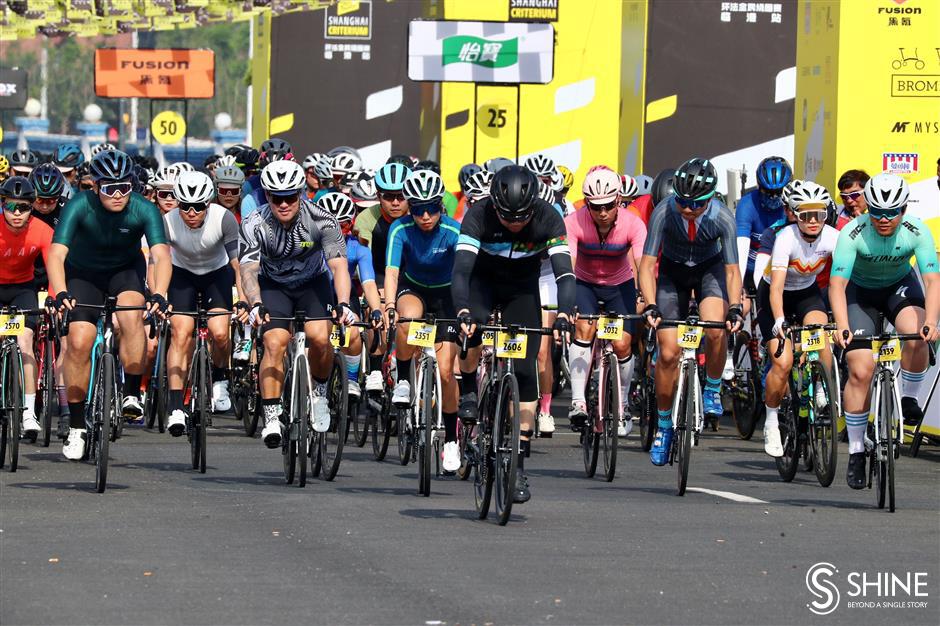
top-left (877, 370), bottom-right (897, 512)
top-left (775, 378), bottom-right (800, 482)
top-left (39, 338), bottom-right (55, 447)
top-left (582, 365), bottom-right (599, 478)
top-left (417, 360), bottom-right (434, 497)
top-left (730, 332), bottom-right (760, 440)
top-left (396, 406), bottom-right (412, 466)
top-left (320, 354), bottom-right (348, 481)
top-left (473, 379), bottom-right (494, 519)
top-left (95, 354), bottom-right (116, 493)
top-left (294, 358), bottom-right (310, 488)
top-left (4, 350), bottom-right (23, 471)
top-left (808, 362), bottom-right (837, 487)
top-left (371, 392), bottom-right (391, 461)
top-left (639, 352), bottom-right (657, 452)
top-left (494, 375), bottom-right (521, 526)
top-left (602, 353), bottom-right (620, 482)
top-left (675, 363), bottom-right (694, 496)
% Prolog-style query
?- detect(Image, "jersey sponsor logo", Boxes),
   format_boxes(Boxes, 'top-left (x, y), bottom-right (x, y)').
top-left (788, 258), bottom-right (827, 274)
top-left (895, 285), bottom-right (909, 297)
top-left (861, 254), bottom-right (909, 264)
top-left (848, 222), bottom-right (866, 240)
top-left (891, 120), bottom-right (940, 133)
top-left (299, 241), bottom-right (315, 248)
top-left (901, 221), bottom-right (920, 234)
top-left (119, 228), bottom-right (130, 233)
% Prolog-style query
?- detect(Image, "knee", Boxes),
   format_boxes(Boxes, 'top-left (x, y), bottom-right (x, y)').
top-left (846, 356), bottom-right (873, 383)
top-left (263, 336), bottom-right (287, 359)
top-left (705, 328), bottom-right (726, 346)
top-left (658, 346), bottom-right (679, 368)
top-left (210, 328), bottom-right (229, 347)
top-left (307, 331), bottom-right (331, 355)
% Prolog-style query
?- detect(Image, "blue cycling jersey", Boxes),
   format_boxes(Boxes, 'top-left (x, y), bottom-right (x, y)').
top-left (736, 189), bottom-right (784, 273)
top-left (240, 175), bottom-right (263, 220)
top-left (346, 235), bottom-right (375, 283)
top-left (386, 214), bottom-right (461, 288)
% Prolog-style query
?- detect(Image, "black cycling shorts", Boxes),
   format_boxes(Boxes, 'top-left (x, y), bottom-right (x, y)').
top-left (398, 277), bottom-right (458, 344)
top-left (66, 256), bottom-right (146, 324)
top-left (656, 254), bottom-right (728, 320)
top-left (756, 281), bottom-right (827, 344)
top-left (575, 279), bottom-right (637, 335)
top-left (845, 271), bottom-right (925, 353)
top-left (260, 272), bottom-right (334, 334)
top-left (168, 265), bottom-right (234, 311)
top-left (0, 281), bottom-right (40, 331)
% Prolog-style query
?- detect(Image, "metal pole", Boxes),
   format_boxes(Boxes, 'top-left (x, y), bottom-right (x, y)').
top-left (149, 100), bottom-right (154, 157)
top-left (183, 100), bottom-right (189, 163)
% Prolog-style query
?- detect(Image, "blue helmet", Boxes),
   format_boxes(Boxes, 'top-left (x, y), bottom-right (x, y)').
top-left (29, 163), bottom-right (66, 198)
top-left (756, 156), bottom-right (792, 192)
top-left (374, 162), bottom-right (410, 192)
top-left (89, 149), bottom-right (133, 182)
top-left (53, 143), bottom-right (85, 170)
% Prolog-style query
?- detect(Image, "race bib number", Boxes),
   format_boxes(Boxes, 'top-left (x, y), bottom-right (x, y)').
top-left (495, 332), bottom-right (528, 359)
top-left (406, 322), bottom-right (437, 348)
top-left (872, 338), bottom-right (901, 363)
top-left (0, 314), bottom-right (26, 336)
top-left (677, 324), bottom-right (703, 349)
top-left (329, 327), bottom-right (351, 348)
top-left (38, 290), bottom-right (48, 308)
top-left (800, 329), bottom-right (827, 352)
top-left (482, 330), bottom-right (496, 344)
top-left (597, 316), bottom-right (623, 340)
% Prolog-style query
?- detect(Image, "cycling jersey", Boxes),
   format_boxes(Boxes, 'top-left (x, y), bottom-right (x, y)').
top-left (53, 191), bottom-right (166, 272)
top-left (564, 206), bottom-right (647, 285)
top-left (239, 198), bottom-right (346, 288)
top-left (626, 194), bottom-right (654, 225)
top-left (769, 224), bottom-right (839, 290)
top-left (642, 196), bottom-right (738, 267)
top-left (354, 205), bottom-right (396, 285)
top-left (386, 214), bottom-right (460, 288)
top-left (239, 175), bottom-right (262, 219)
top-left (443, 190), bottom-right (458, 218)
top-left (830, 214), bottom-right (939, 289)
top-left (345, 235), bottom-right (375, 284)
top-left (735, 189), bottom-right (784, 274)
top-left (164, 204), bottom-right (239, 275)
top-left (0, 216), bottom-right (53, 284)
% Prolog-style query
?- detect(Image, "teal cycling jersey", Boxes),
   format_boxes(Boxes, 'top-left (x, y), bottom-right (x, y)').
top-left (386, 214), bottom-right (460, 288)
top-left (830, 214), bottom-right (938, 289)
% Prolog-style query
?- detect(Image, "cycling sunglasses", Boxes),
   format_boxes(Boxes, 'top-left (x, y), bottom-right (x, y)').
top-left (99, 181), bottom-right (133, 198)
top-left (761, 188), bottom-right (783, 198)
top-left (586, 199), bottom-right (618, 213)
top-left (675, 196), bottom-right (709, 209)
top-left (155, 189), bottom-right (176, 200)
top-left (796, 209), bottom-right (827, 223)
top-left (216, 186), bottom-right (241, 197)
top-left (180, 202), bottom-right (209, 214)
top-left (409, 201), bottom-right (443, 217)
top-left (380, 191), bottom-right (406, 202)
top-left (2, 201), bottom-right (32, 214)
top-left (868, 206), bottom-right (902, 221)
top-left (839, 190), bottom-right (864, 201)
top-left (270, 191), bottom-right (301, 205)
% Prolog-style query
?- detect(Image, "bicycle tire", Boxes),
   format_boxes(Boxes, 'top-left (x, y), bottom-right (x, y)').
top-left (351, 353), bottom-right (369, 448)
top-left (602, 353), bottom-right (620, 482)
top-left (808, 362), bottom-right (837, 487)
top-left (639, 352), bottom-right (657, 452)
top-left (295, 357), bottom-right (310, 488)
top-left (775, 381), bottom-right (800, 482)
top-left (282, 365), bottom-right (296, 485)
top-left (371, 392), bottom-right (392, 461)
top-left (397, 406), bottom-right (412, 467)
top-left (582, 365), bottom-right (599, 478)
top-left (675, 362), bottom-right (693, 496)
top-left (417, 359), bottom-right (435, 496)
top-left (456, 419), bottom-right (473, 481)
top-left (320, 354), bottom-right (348, 481)
top-left (730, 332), bottom-right (760, 440)
top-left (473, 378), bottom-right (494, 519)
top-left (95, 354), bottom-right (115, 493)
top-left (494, 374), bottom-right (521, 526)
top-left (879, 370), bottom-right (896, 512)
top-left (39, 336), bottom-right (55, 447)
top-left (198, 350), bottom-right (209, 473)
top-left (5, 350), bottom-right (23, 472)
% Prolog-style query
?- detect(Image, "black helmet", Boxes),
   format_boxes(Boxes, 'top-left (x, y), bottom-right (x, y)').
top-left (458, 163), bottom-right (482, 193)
top-left (131, 165), bottom-right (150, 193)
top-left (236, 147), bottom-right (260, 171)
top-left (387, 153), bottom-right (416, 168)
top-left (650, 168), bottom-right (676, 206)
top-left (10, 149), bottom-right (40, 171)
top-left (29, 163), bottom-right (66, 198)
top-left (53, 144), bottom-right (85, 170)
top-left (0, 175), bottom-right (37, 201)
top-left (415, 159), bottom-right (441, 175)
top-left (89, 149), bottom-right (133, 182)
top-left (673, 158), bottom-right (718, 201)
top-left (259, 138), bottom-right (293, 165)
top-left (490, 165), bottom-right (539, 222)
top-left (225, 144), bottom-right (252, 157)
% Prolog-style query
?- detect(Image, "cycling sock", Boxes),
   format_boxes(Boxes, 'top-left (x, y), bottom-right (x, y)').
top-left (458, 370), bottom-right (477, 396)
top-left (657, 408), bottom-right (672, 430)
top-left (262, 398), bottom-right (282, 421)
top-left (900, 367), bottom-right (927, 399)
top-left (396, 358), bottom-right (412, 383)
top-left (569, 340), bottom-right (592, 403)
top-left (443, 411), bottom-right (458, 443)
top-left (369, 354), bottom-right (382, 372)
top-left (169, 390), bottom-right (184, 413)
top-left (845, 411), bottom-right (868, 455)
top-left (538, 393), bottom-right (552, 414)
top-left (68, 401), bottom-right (85, 428)
top-left (211, 365), bottom-right (227, 383)
top-left (518, 439), bottom-right (531, 469)
top-left (344, 353), bottom-right (360, 382)
top-left (618, 355), bottom-right (635, 403)
top-left (764, 405), bottom-right (779, 430)
top-left (704, 375), bottom-right (722, 394)
top-left (24, 393), bottom-right (35, 414)
top-left (57, 386), bottom-right (68, 411)
top-left (123, 374), bottom-right (142, 398)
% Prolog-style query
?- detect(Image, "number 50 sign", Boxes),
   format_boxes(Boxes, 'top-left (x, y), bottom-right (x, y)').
top-left (151, 111), bottom-right (187, 145)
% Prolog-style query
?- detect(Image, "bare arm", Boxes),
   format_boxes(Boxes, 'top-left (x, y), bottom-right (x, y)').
top-left (923, 273), bottom-right (940, 341)
top-left (148, 243), bottom-right (173, 298)
top-left (241, 261), bottom-right (262, 305)
top-left (230, 258), bottom-right (246, 303)
top-left (829, 275), bottom-right (850, 347)
top-left (769, 268), bottom-right (787, 330)
top-left (328, 257), bottom-right (352, 312)
top-left (47, 243), bottom-right (70, 300)
top-left (638, 255), bottom-right (658, 307)
top-left (724, 263), bottom-right (742, 307)
top-left (383, 266), bottom-right (399, 314)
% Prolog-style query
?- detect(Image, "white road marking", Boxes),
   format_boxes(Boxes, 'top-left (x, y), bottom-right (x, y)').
top-left (686, 487), bottom-right (768, 504)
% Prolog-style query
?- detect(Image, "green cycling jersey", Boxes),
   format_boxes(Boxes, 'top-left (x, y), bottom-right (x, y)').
top-left (830, 214), bottom-right (938, 289)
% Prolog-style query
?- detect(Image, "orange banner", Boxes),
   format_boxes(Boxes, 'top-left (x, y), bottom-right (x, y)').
top-left (95, 49), bottom-right (215, 99)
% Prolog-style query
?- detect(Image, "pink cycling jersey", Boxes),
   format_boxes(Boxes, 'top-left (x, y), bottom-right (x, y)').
top-left (564, 207), bottom-right (647, 285)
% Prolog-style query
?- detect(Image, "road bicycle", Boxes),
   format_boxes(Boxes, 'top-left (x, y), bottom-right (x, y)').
top-left (727, 293), bottom-right (762, 440)
top-left (143, 317), bottom-right (168, 433)
top-left (367, 310), bottom-right (397, 461)
top-left (0, 307), bottom-right (44, 471)
top-left (230, 321), bottom-right (262, 437)
top-left (347, 314), bottom-right (380, 449)
top-left (319, 320), bottom-right (361, 481)
top-left (33, 305), bottom-right (60, 447)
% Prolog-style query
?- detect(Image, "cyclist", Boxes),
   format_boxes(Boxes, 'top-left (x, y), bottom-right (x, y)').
top-left (830, 173), bottom-right (939, 489)
top-left (164, 171), bottom-right (246, 435)
top-left (382, 170), bottom-right (462, 471)
top-left (317, 191), bottom-right (383, 400)
top-left (152, 165), bottom-right (180, 214)
top-left (556, 165), bottom-right (576, 214)
top-left (758, 182), bottom-right (838, 457)
top-left (623, 174), bottom-right (654, 225)
top-left (241, 139), bottom-right (294, 218)
top-left (9, 149), bottom-right (39, 177)
top-left (0, 176), bottom-right (52, 440)
top-left (834, 169), bottom-right (870, 229)
top-left (350, 174), bottom-right (379, 214)
top-left (302, 153), bottom-right (325, 200)
top-left (452, 165), bottom-right (575, 503)
top-left (566, 167), bottom-right (647, 437)
top-left (638, 158), bottom-right (743, 466)
top-left (53, 144), bottom-right (85, 187)
top-left (47, 150), bottom-right (171, 460)
top-left (330, 153), bottom-right (362, 190)
top-left (213, 164), bottom-right (245, 223)
top-left (0, 155), bottom-right (10, 183)
top-left (735, 157), bottom-right (792, 296)
top-left (455, 163), bottom-right (483, 221)
top-left (28, 164), bottom-right (67, 294)
top-left (354, 162), bottom-right (411, 292)
top-left (239, 160), bottom-right (354, 449)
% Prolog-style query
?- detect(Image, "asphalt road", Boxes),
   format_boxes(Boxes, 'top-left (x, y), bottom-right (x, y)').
top-left (2, 402), bottom-right (938, 626)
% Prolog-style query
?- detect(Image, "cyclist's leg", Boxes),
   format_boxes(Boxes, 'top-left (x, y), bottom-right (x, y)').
top-left (699, 260), bottom-right (731, 420)
top-left (885, 274), bottom-right (928, 423)
top-left (843, 283), bottom-right (879, 458)
top-left (569, 280), bottom-right (598, 425)
top-left (457, 273), bottom-right (493, 417)
top-left (202, 265), bottom-right (235, 372)
top-left (113, 259), bottom-right (149, 405)
top-left (537, 262), bottom-right (557, 421)
top-left (62, 265), bottom-right (106, 429)
top-left (394, 289), bottom-right (425, 384)
top-left (605, 281), bottom-right (637, 405)
top-left (756, 282), bottom-right (792, 456)
top-left (167, 266), bottom-right (198, 425)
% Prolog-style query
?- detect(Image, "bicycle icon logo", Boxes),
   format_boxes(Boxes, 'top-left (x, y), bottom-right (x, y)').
top-left (891, 48), bottom-right (925, 71)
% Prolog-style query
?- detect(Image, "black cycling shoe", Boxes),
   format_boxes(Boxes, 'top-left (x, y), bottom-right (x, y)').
top-left (56, 415), bottom-right (70, 441)
top-left (846, 452), bottom-right (866, 490)
top-left (513, 472), bottom-right (531, 504)
top-left (901, 396), bottom-right (924, 426)
top-left (458, 392), bottom-right (478, 423)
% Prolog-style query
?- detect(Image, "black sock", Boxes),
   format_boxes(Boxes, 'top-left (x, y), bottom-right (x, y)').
top-left (68, 402), bottom-right (86, 429)
top-left (123, 374), bottom-right (142, 398)
top-left (369, 354), bottom-right (382, 372)
top-left (443, 411), bottom-right (458, 443)
top-left (458, 370), bottom-right (477, 396)
top-left (396, 358), bottom-right (412, 383)
top-left (169, 390), bottom-right (184, 413)
top-left (518, 439), bottom-right (530, 470)
top-left (211, 366), bottom-right (227, 383)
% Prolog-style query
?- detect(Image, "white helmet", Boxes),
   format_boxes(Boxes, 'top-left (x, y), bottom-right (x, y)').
top-left (537, 181), bottom-right (556, 204)
top-left (260, 160), bottom-right (306, 193)
top-left (350, 175), bottom-right (378, 207)
top-left (331, 153), bottom-right (362, 176)
top-left (303, 153), bottom-right (325, 170)
top-left (216, 154), bottom-right (237, 168)
top-left (635, 174), bottom-right (653, 196)
top-left (173, 161), bottom-right (195, 173)
top-left (151, 165), bottom-right (179, 189)
top-left (174, 171), bottom-right (215, 204)
top-left (582, 167), bottom-right (621, 203)
top-left (783, 179), bottom-right (804, 210)
top-left (90, 143), bottom-right (116, 157)
top-left (864, 173), bottom-right (909, 212)
top-left (621, 174), bottom-right (639, 199)
top-left (403, 170), bottom-right (445, 203)
top-left (524, 153), bottom-right (555, 177)
top-left (464, 170), bottom-right (492, 201)
top-left (313, 157), bottom-right (333, 181)
top-left (548, 168), bottom-right (565, 192)
top-left (788, 180), bottom-right (831, 210)
top-left (318, 192), bottom-right (357, 222)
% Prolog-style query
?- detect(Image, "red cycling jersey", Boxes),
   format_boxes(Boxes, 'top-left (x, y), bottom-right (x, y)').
top-left (0, 216), bottom-right (53, 284)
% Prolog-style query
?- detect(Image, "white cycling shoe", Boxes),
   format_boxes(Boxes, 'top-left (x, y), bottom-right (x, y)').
top-left (167, 409), bottom-right (187, 438)
top-left (365, 370), bottom-right (384, 393)
top-left (392, 380), bottom-right (411, 407)
top-left (311, 384), bottom-right (331, 432)
top-left (212, 380), bottom-right (232, 412)
top-left (763, 426), bottom-right (784, 458)
top-left (62, 428), bottom-right (87, 461)
top-left (442, 441), bottom-right (461, 472)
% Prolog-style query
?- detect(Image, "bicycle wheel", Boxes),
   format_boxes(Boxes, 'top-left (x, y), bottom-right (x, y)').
top-left (602, 353), bottom-right (620, 482)
top-left (417, 360), bottom-right (434, 497)
top-left (775, 380), bottom-right (800, 482)
top-left (4, 351), bottom-right (23, 472)
top-left (351, 354), bottom-right (369, 448)
top-left (675, 363), bottom-right (694, 496)
top-left (876, 370), bottom-right (896, 512)
top-left (282, 367), bottom-right (296, 485)
top-left (456, 419), bottom-right (473, 481)
top-left (396, 406), bottom-right (412, 466)
top-left (639, 352), bottom-right (657, 452)
top-left (320, 354), bottom-right (348, 481)
top-left (808, 362), bottom-right (837, 487)
top-left (473, 378), bottom-right (495, 519)
top-left (294, 357), bottom-right (310, 488)
top-left (95, 354), bottom-right (115, 493)
top-left (370, 392), bottom-right (392, 461)
top-left (197, 351), bottom-right (209, 473)
top-left (494, 375), bottom-right (521, 526)
top-left (39, 337), bottom-right (55, 447)
top-left (730, 332), bottom-right (760, 440)
top-left (582, 365), bottom-right (599, 478)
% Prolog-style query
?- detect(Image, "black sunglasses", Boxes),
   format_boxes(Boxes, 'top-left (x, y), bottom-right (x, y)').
top-left (180, 202), bottom-right (209, 214)
top-left (270, 191), bottom-right (300, 205)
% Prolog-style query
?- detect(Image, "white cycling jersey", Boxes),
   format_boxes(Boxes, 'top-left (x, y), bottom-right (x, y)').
top-left (769, 223), bottom-right (838, 290)
top-left (164, 204), bottom-right (240, 275)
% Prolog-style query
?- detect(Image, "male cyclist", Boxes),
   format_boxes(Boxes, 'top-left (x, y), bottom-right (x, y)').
top-left (239, 160), bottom-right (353, 449)
top-left (834, 169), bottom-right (870, 230)
top-left (52, 144), bottom-right (85, 188)
top-left (830, 173), bottom-right (939, 489)
top-left (639, 158), bottom-right (743, 466)
top-left (48, 150), bottom-right (171, 460)
top-left (354, 162), bottom-right (411, 291)
top-left (302, 153), bottom-right (326, 200)
top-left (736, 157), bottom-right (792, 299)
top-left (241, 139), bottom-right (294, 218)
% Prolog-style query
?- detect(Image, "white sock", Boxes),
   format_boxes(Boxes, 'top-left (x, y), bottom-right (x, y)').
top-left (263, 403), bottom-right (282, 422)
top-left (764, 405), bottom-right (779, 430)
top-left (619, 355), bottom-right (635, 404)
top-left (845, 411), bottom-right (868, 455)
top-left (25, 393), bottom-right (36, 414)
top-left (568, 340), bottom-right (592, 403)
top-left (900, 367), bottom-right (928, 399)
